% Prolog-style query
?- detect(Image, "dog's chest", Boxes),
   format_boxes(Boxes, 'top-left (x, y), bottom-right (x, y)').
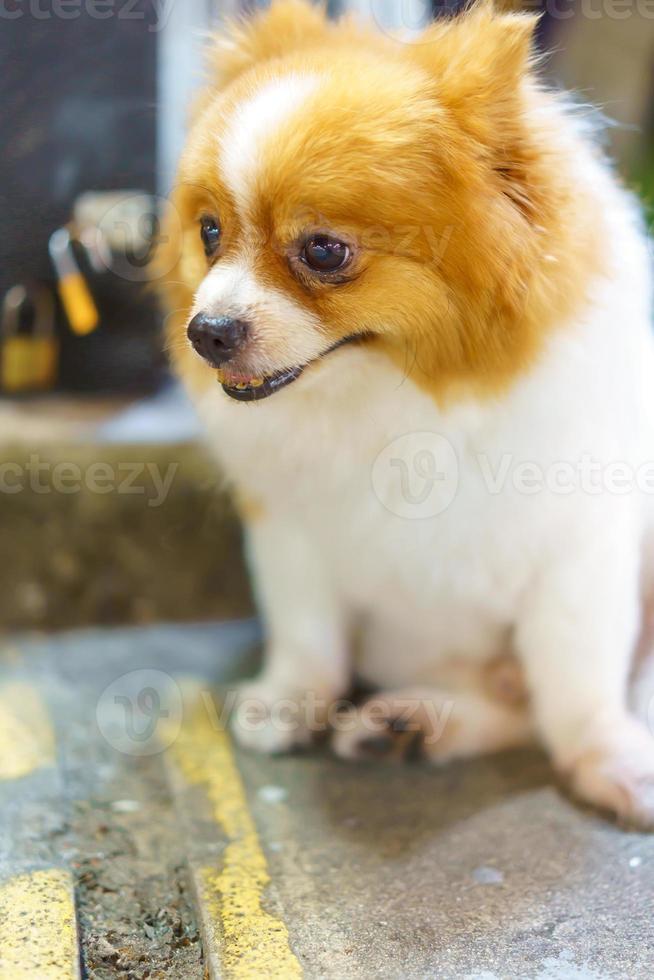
top-left (197, 352), bottom-right (541, 627)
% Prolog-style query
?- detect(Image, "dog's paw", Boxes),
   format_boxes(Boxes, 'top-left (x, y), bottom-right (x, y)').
top-left (332, 710), bottom-right (426, 763)
top-left (332, 688), bottom-right (532, 765)
top-left (565, 717), bottom-right (654, 829)
top-left (229, 680), bottom-right (314, 755)
top-left (331, 694), bottom-right (439, 764)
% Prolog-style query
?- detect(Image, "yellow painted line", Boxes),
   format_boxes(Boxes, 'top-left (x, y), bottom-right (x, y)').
top-left (167, 699), bottom-right (302, 979)
top-left (0, 682), bottom-right (55, 779)
top-left (0, 869), bottom-right (80, 979)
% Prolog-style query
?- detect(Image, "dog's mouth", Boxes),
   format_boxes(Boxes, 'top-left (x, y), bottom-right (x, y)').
top-left (216, 333), bottom-right (369, 402)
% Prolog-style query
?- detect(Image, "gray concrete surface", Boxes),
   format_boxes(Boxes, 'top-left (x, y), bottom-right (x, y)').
top-left (1, 623), bottom-right (653, 979)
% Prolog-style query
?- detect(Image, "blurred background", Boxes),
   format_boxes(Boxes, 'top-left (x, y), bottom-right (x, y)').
top-left (2, 0), bottom-right (654, 633)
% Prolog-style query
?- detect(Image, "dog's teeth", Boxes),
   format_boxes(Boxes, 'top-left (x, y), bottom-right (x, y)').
top-left (219, 374), bottom-right (265, 390)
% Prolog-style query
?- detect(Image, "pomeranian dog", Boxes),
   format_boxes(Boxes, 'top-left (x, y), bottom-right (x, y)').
top-left (158, 0), bottom-right (654, 826)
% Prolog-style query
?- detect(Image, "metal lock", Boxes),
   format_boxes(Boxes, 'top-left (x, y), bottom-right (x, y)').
top-left (49, 227), bottom-right (100, 337)
top-left (1, 284), bottom-right (58, 394)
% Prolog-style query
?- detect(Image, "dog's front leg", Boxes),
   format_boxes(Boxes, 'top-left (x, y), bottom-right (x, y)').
top-left (516, 512), bottom-right (654, 827)
top-left (231, 515), bottom-right (349, 754)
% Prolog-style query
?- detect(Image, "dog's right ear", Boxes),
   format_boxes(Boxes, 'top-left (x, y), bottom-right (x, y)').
top-left (206, 0), bottom-right (329, 90)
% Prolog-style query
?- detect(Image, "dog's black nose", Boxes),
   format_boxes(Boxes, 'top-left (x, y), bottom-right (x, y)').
top-left (187, 313), bottom-right (248, 367)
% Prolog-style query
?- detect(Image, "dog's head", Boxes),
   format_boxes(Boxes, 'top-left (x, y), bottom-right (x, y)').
top-left (159, 0), bottom-right (601, 404)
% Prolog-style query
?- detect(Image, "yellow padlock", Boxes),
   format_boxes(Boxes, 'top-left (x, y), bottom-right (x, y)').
top-left (1, 285), bottom-right (58, 394)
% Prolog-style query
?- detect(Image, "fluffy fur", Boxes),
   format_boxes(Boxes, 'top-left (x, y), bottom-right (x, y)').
top-left (158, 0), bottom-right (654, 826)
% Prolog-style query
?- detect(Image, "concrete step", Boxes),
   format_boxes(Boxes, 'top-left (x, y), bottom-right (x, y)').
top-left (0, 442), bottom-right (253, 633)
top-left (1, 624), bottom-right (653, 979)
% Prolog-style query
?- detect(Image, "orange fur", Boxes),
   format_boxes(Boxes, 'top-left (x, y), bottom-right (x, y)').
top-left (155, 0), bottom-right (605, 403)
top-left (233, 490), bottom-right (266, 523)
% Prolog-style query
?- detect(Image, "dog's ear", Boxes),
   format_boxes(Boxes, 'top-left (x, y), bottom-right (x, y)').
top-left (206, 0), bottom-right (329, 90)
top-left (408, 2), bottom-right (539, 144)
top-left (408, 2), bottom-right (540, 221)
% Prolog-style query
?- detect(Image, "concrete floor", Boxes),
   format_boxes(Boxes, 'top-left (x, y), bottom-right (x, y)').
top-left (1, 623), bottom-right (653, 979)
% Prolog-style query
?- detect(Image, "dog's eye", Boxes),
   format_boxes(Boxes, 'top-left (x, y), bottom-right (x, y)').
top-left (301, 236), bottom-right (350, 273)
top-left (200, 216), bottom-right (221, 257)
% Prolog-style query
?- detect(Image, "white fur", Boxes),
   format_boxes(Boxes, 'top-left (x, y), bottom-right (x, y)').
top-left (193, 257), bottom-right (328, 375)
top-left (186, 117), bottom-right (654, 823)
top-left (219, 74), bottom-right (319, 213)
top-left (207, 74), bottom-right (327, 374)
